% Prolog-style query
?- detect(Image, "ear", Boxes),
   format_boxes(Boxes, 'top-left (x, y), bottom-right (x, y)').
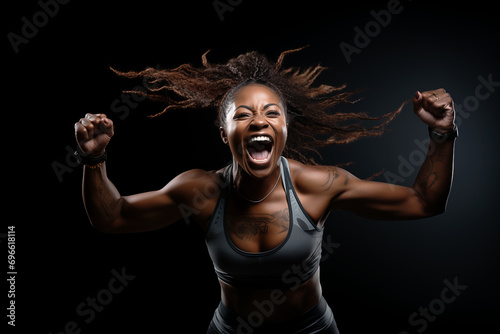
top-left (219, 127), bottom-right (228, 145)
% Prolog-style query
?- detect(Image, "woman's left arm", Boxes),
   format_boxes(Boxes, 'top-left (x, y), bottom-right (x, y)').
top-left (329, 88), bottom-right (457, 220)
top-left (411, 88), bottom-right (456, 215)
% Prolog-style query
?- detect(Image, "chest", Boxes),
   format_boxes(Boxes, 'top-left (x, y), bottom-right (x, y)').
top-left (225, 190), bottom-right (291, 253)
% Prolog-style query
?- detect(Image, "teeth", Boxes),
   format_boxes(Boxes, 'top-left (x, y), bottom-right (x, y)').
top-left (249, 136), bottom-right (271, 143)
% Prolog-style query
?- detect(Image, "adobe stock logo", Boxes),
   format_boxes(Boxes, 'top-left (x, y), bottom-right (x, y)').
top-left (51, 65), bottom-right (161, 184)
top-left (212, 0), bottom-right (244, 22)
top-left (382, 73), bottom-right (499, 187)
top-left (339, 0), bottom-right (411, 64)
top-left (399, 277), bottom-right (468, 334)
top-left (7, 0), bottom-right (71, 54)
top-left (48, 267), bottom-right (135, 334)
top-left (235, 235), bottom-right (340, 334)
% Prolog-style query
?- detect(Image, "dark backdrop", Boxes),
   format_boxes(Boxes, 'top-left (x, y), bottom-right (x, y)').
top-left (4, 0), bottom-right (499, 333)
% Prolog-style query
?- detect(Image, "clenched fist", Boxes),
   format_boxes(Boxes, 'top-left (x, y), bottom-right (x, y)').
top-left (413, 88), bottom-right (455, 132)
top-left (75, 113), bottom-right (114, 157)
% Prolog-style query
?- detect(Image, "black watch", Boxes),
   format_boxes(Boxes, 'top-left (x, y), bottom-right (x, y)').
top-left (428, 125), bottom-right (458, 143)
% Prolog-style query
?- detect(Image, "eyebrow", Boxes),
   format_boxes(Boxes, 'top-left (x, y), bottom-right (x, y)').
top-left (235, 103), bottom-right (281, 111)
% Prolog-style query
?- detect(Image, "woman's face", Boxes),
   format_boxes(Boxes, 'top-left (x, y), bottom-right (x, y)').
top-left (220, 83), bottom-right (288, 179)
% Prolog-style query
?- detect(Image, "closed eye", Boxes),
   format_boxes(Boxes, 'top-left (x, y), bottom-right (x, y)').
top-left (266, 110), bottom-right (281, 117)
top-left (234, 113), bottom-right (251, 120)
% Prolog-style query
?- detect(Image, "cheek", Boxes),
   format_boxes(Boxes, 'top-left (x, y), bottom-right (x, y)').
top-left (275, 123), bottom-right (288, 150)
top-left (226, 125), bottom-right (246, 156)
top-left (282, 124), bottom-right (288, 142)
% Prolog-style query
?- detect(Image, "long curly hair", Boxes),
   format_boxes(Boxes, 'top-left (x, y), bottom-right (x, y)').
top-left (111, 46), bottom-right (406, 164)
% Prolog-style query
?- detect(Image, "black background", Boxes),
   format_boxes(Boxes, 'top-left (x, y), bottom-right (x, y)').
top-left (4, 0), bottom-right (499, 333)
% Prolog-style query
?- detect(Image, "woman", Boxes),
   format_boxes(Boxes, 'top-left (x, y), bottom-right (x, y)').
top-left (74, 48), bottom-right (456, 333)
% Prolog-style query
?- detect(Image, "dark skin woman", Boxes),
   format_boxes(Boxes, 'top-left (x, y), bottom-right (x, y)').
top-left (75, 49), bottom-right (456, 333)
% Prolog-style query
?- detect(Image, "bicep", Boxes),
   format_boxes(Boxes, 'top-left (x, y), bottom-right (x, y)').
top-left (109, 170), bottom-right (207, 233)
top-left (113, 188), bottom-right (183, 233)
top-left (331, 173), bottom-right (431, 220)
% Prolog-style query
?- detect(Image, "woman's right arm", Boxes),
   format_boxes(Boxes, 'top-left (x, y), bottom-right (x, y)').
top-left (75, 113), bottom-right (199, 233)
top-left (82, 162), bottom-right (187, 233)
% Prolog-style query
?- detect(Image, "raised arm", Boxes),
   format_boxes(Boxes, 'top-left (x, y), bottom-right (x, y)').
top-left (75, 113), bottom-right (219, 233)
top-left (336, 89), bottom-right (456, 220)
top-left (295, 89), bottom-right (456, 221)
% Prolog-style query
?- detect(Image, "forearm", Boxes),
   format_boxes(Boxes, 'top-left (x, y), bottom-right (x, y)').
top-left (82, 162), bottom-right (123, 231)
top-left (412, 136), bottom-right (456, 214)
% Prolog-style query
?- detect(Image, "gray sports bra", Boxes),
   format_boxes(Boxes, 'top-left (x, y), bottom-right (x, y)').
top-left (205, 157), bottom-right (324, 288)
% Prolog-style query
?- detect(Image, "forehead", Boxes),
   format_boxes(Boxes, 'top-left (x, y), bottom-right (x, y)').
top-left (233, 84), bottom-right (282, 105)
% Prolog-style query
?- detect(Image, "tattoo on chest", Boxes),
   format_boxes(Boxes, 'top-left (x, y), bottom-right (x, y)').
top-left (227, 208), bottom-right (289, 240)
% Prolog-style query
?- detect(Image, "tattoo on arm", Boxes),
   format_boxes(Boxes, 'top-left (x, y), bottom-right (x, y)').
top-left (419, 157), bottom-right (438, 195)
top-left (321, 167), bottom-right (340, 191)
top-left (344, 173), bottom-right (349, 186)
top-left (228, 208), bottom-right (289, 240)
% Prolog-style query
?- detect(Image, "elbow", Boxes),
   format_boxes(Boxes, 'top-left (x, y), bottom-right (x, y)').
top-left (427, 207), bottom-right (446, 218)
top-left (411, 188), bottom-right (448, 219)
top-left (421, 202), bottom-right (447, 218)
top-left (435, 204), bottom-right (447, 216)
top-left (90, 221), bottom-right (111, 233)
top-left (89, 218), bottom-right (120, 233)
top-left (85, 198), bottom-right (125, 233)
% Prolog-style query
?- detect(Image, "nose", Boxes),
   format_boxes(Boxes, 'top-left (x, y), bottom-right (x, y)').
top-left (249, 115), bottom-right (269, 130)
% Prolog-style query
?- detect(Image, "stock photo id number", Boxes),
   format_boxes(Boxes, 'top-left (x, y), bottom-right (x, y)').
top-left (6, 226), bottom-right (16, 327)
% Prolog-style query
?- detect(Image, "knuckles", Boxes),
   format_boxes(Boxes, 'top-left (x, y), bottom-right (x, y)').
top-left (75, 114), bottom-right (113, 138)
top-left (79, 118), bottom-right (94, 130)
top-left (422, 88), bottom-right (453, 105)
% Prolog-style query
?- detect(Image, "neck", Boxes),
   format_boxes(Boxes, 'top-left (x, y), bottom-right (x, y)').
top-left (231, 158), bottom-right (282, 203)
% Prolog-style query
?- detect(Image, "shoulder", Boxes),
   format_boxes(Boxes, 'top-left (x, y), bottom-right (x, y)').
top-left (163, 167), bottom-right (227, 201)
top-left (286, 158), bottom-right (356, 196)
top-left (173, 168), bottom-right (225, 183)
top-left (162, 167), bottom-right (229, 225)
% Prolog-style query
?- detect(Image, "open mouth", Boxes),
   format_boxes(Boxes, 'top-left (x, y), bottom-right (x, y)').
top-left (246, 135), bottom-right (274, 164)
